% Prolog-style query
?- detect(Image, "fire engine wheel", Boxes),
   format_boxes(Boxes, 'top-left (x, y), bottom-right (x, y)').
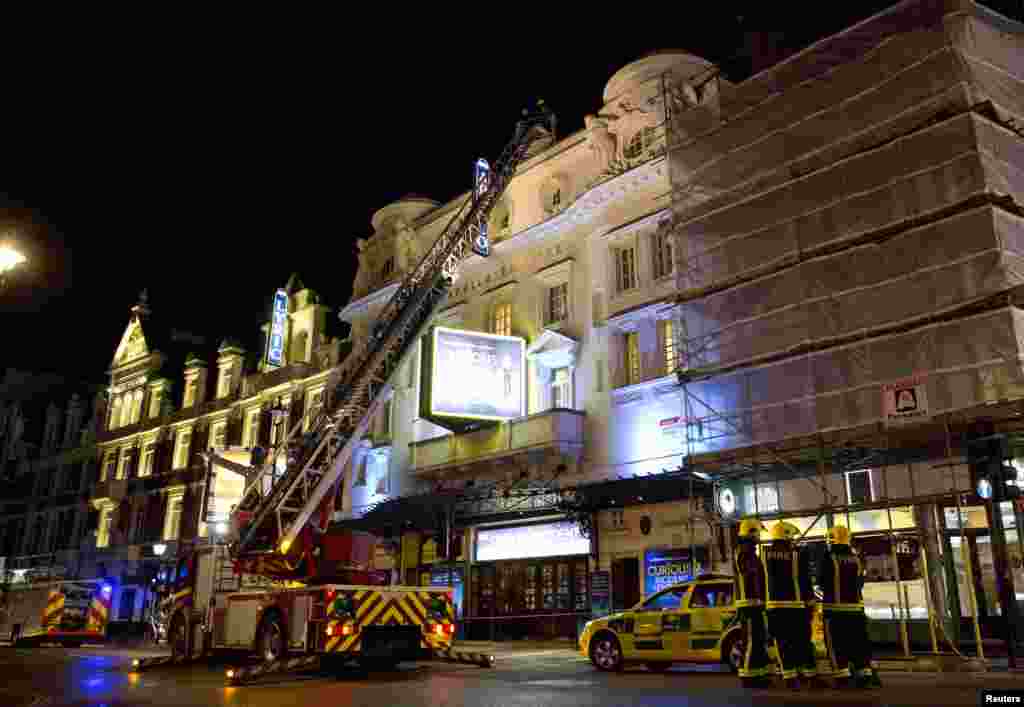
top-left (358, 658), bottom-right (398, 671)
top-left (170, 617), bottom-right (190, 661)
top-left (256, 616), bottom-right (287, 663)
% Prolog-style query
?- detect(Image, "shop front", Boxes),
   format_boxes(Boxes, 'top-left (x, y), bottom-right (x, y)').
top-left (464, 519), bottom-right (591, 641)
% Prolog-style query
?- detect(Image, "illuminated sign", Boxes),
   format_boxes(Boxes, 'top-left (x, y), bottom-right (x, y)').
top-left (266, 289), bottom-right (289, 367)
top-left (475, 521), bottom-right (590, 562)
top-left (472, 158), bottom-right (491, 258)
top-left (429, 326), bottom-right (525, 421)
top-left (644, 547), bottom-right (708, 595)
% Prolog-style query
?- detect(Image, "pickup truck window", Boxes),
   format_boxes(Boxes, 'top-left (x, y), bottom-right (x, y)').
top-left (641, 586), bottom-right (689, 611)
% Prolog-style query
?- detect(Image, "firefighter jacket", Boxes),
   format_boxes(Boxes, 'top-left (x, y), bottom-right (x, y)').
top-left (761, 540), bottom-right (811, 609)
top-left (734, 541), bottom-right (766, 607)
top-left (798, 544), bottom-right (817, 605)
top-left (817, 545), bottom-right (864, 611)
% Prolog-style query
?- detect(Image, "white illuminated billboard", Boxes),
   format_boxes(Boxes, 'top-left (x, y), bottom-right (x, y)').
top-left (430, 326), bottom-right (525, 421)
top-left (475, 521), bottom-right (590, 562)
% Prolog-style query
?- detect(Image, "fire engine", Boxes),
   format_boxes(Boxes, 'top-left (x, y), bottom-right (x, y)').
top-left (135, 102), bottom-right (556, 684)
top-left (0, 579), bottom-right (111, 647)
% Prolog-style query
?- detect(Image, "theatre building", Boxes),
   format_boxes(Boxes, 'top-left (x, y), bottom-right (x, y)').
top-left (335, 50), bottom-right (730, 641)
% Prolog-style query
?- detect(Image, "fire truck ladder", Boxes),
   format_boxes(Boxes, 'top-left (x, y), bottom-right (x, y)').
top-left (231, 103), bottom-right (556, 564)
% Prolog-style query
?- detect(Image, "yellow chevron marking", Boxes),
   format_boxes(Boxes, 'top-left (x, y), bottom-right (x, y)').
top-left (359, 597), bottom-right (391, 628)
top-left (395, 597), bottom-right (421, 625)
top-left (356, 592), bottom-right (383, 621)
top-left (354, 590), bottom-right (366, 600)
top-left (326, 635), bottom-right (342, 652)
top-left (405, 593), bottom-right (427, 621)
top-left (339, 633), bottom-right (359, 652)
top-left (377, 605), bottom-right (406, 626)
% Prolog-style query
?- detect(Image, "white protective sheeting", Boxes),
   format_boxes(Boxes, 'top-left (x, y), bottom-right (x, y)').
top-left (668, 0), bottom-right (1024, 452)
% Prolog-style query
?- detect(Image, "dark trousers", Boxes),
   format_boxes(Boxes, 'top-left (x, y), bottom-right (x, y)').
top-left (799, 605), bottom-right (819, 677)
top-left (823, 609), bottom-right (874, 679)
top-left (738, 606), bottom-right (772, 679)
top-left (766, 607), bottom-right (809, 680)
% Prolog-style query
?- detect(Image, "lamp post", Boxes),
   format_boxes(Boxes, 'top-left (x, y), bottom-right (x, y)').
top-left (0, 242), bottom-right (27, 291)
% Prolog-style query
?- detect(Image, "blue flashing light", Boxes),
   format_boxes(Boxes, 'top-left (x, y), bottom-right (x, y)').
top-left (101, 584), bottom-right (112, 596)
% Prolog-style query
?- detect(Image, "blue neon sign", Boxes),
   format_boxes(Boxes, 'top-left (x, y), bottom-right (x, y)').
top-left (267, 289), bottom-right (288, 367)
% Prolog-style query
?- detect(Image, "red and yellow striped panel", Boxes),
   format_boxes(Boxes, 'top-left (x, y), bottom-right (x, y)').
top-left (322, 589), bottom-right (455, 655)
top-left (42, 591), bottom-right (65, 629)
top-left (86, 588), bottom-right (111, 633)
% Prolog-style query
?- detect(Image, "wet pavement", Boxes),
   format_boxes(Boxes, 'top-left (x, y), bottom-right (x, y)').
top-left (2, 644), bottom-right (1024, 707)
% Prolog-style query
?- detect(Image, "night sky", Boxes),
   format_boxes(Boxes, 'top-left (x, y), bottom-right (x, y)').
top-left (2, 3), bottom-right (1020, 384)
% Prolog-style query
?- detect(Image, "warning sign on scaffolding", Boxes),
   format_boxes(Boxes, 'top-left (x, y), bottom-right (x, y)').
top-left (881, 375), bottom-right (930, 427)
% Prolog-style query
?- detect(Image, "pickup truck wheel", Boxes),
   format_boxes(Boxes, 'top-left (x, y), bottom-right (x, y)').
top-left (256, 616), bottom-right (287, 663)
top-left (170, 617), bottom-right (190, 661)
top-left (721, 631), bottom-right (745, 674)
top-left (589, 633), bottom-right (624, 672)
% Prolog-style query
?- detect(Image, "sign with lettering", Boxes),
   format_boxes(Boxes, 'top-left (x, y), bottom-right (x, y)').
top-left (882, 375), bottom-right (929, 426)
top-left (472, 158), bottom-right (491, 257)
top-left (266, 289), bottom-right (289, 367)
top-left (644, 547), bottom-right (708, 595)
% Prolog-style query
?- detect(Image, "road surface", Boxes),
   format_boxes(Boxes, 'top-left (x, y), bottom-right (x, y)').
top-left (0, 645), bottom-right (1021, 707)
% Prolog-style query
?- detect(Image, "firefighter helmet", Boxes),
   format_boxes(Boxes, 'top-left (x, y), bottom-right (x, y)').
top-left (738, 518), bottom-right (764, 539)
top-left (828, 524), bottom-right (851, 546)
top-left (770, 521), bottom-right (800, 542)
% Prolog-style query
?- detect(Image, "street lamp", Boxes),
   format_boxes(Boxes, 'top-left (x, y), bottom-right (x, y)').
top-left (0, 242), bottom-right (26, 290)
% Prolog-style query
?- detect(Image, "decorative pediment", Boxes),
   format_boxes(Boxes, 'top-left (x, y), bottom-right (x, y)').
top-left (527, 329), bottom-right (579, 370)
top-left (113, 316), bottom-right (150, 366)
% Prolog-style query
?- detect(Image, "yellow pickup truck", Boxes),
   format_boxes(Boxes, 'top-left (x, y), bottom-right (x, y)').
top-left (579, 573), bottom-right (825, 673)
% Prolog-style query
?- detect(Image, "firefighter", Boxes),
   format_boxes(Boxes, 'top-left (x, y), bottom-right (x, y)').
top-left (797, 537), bottom-right (827, 688)
top-left (818, 524), bottom-right (882, 689)
top-left (734, 518), bottom-right (772, 688)
top-left (760, 521), bottom-right (809, 689)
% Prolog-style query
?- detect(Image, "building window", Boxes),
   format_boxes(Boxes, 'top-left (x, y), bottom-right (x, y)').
top-left (381, 257), bottom-right (395, 281)
top-left (174, 429), bottom-right (192, 470)
top-left (846, 470), bottom-right (874, 505)
top-left (551, 367), bottom-right (572, 409)
top-left (97, 508), bottom-right (113, 548)
top-left (306, 389), bottom-right (324, 432)
top-left (183, 380), bottom-right (197, 408)
top-left (149, 389), bottom-right (163, 419)
top-left (500, 212), bottom-right (510, 230)
top-left (130, 389), bottom-right (144, 424)
top-left (108, 396), bottom-right (122, 430)
top-left (164, 497), bottom-right (184, 541)
top-left (552, 189), bottom-right (561, 210)
top-left (546, 283), bottom-right (569, 325)
top-left (212, 423), bottom-right (227, 450)
top-left (217, 367), bottom-right (232, 398)
top-left (660, 320), bottom-right (676, 376)
top-left (624, 332), bottom-right (641, 386)
top-left (245, 409), bottom-right (261, 448)
top-left (652, 229), bottom-right (673, 280)
top-left (140, 444), bottom-right (156, 477)
top-left (610, 510), bottom-right (625, 529)
top-left (613, 246), bottom-right (638, 293)
top-left (492, 303), bottom-right (512, 337)
top-left (116, 448), bottom-right (131, 480)
top-left (101, 452), bottom-right (116, 482)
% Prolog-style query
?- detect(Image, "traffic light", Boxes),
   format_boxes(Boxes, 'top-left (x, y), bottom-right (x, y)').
top-left (968, 424), bottom-right (1016, 502)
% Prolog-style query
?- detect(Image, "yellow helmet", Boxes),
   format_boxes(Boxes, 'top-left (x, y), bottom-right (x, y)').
top-left (828, 525), bottom-right (851, 546)
top-left (738, 518), bottom-right (764, 539)
top-left (770, 521), bottom-right (800, 542)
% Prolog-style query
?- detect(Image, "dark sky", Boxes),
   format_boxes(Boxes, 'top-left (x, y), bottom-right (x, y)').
top-left (1, 2), bottom-right (1020, 383)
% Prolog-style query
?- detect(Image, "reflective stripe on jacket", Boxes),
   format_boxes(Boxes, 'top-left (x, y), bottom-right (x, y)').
top-left (734, 542), bottom-right (765, 607)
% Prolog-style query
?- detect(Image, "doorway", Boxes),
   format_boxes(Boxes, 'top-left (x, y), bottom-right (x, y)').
top-left (612, 557), bottom-right (640, 612)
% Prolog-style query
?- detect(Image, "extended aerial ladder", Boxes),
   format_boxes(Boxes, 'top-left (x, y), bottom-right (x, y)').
top-left (226, 103), bottom-right (557, 579)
